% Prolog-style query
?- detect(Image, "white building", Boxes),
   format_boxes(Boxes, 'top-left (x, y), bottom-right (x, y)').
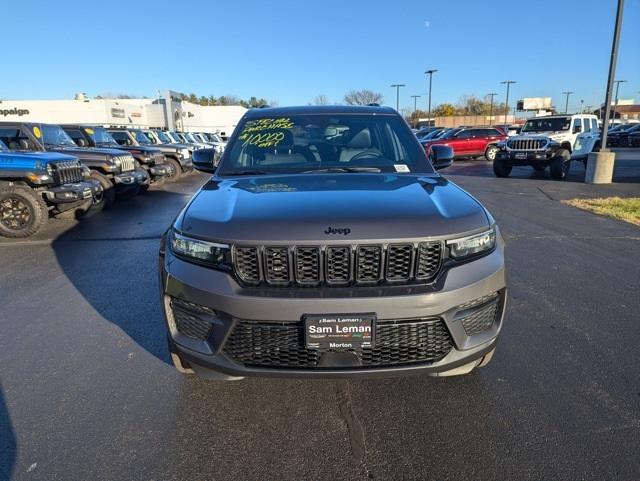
top-left (0, 90), bottom-right (247, 137)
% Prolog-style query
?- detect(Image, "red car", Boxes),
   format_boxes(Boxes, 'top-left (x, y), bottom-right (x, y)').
top-left (422, 127), bottom-right (507, 161)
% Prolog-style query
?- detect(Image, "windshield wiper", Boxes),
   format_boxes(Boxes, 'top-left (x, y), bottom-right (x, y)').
top-left (301, 167), bottom-right (382, 173)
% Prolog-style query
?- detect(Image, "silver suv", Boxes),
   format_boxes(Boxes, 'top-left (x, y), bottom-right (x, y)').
top-left (159, 106), bottom-right (506, 380)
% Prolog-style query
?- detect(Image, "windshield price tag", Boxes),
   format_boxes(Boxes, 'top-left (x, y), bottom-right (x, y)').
top-left (394, 164), bottom-right (410, 173)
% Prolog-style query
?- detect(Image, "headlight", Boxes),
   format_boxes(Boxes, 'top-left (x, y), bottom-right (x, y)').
top-left (112, 157), bottom-right (122, 168)
top-left (447, 227), bottom-right (496, 259)
top-left (181, 148), bottom-right (191, 158)
top-left (82, 165), bottom-right (92, 178)
top-left (170, 230), bottom-right (231, 267)
top-left (46, 163), bottom-right (54, 176)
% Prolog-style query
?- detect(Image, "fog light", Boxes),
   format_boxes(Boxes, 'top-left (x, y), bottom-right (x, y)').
top-left (55, 191), bottom-right (78, 200)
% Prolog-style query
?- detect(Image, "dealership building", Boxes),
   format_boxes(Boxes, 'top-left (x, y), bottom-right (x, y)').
top-left (0, 90), bottom-right (247, 137)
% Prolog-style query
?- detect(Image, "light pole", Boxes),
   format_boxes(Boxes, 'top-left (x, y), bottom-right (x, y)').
top-left (586, 0), bottom-right (625, 184)
top-left (425, 69), bottom-right (437, 126)
top-left (501, 80), bottom-right (516, 126)
top-left (580, 99), bottom-right (584, 113)
top-left (562, 91), bottom-right (574, 113)
top-left (487, 93), bottom-right (497, 126)
top-left (612, 79), bottom-right (627, 121)
top-left (390, 84), bottom-right (406, 112)
top-left (410, 95), bottom-right (421, 114)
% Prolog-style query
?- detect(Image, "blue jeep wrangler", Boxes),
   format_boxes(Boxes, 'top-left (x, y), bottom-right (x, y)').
top-left (0, 140), bottom-right (102, 238)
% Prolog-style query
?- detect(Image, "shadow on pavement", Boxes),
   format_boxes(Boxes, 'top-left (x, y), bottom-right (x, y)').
top-left (0, 383), bottom-right (16, 481)
top-left (50, 186), bottom-right (196, 366)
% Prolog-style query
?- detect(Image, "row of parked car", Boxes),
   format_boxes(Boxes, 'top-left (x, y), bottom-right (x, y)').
top-left (0, 122), bottom-right (227, 238)
top-left (414, 115), bottom-right (639, 180)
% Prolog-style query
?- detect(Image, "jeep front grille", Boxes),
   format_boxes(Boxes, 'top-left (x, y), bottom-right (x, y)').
top-left (223, 317), bottom-right (454, 369)
top-left (51, 161), bottom-right (84, 185)
top-left (232, 242), bottom-right (443, 287)
top-left (507, 139), bottom-right (547, 150)
top-left (116, 155), bottom-right (135, 172)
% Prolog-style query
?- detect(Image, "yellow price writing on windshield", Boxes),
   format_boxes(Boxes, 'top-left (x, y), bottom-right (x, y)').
top-left (33, 126), bottom-right (42, 138)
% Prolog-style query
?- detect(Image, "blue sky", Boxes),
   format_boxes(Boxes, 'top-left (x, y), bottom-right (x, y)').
top-left (1, 0), bottom-right (638, 113)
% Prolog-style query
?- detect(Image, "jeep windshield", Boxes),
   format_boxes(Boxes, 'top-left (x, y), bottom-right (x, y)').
top-left (154, 131), bottom-right (172, 144)
top-left (131, 130), bottom-right (153, 145)
top-left (522, 117), bottom-right (571, 133)
top-left (166, 132), bottom-right (182, 143)
top-left (41, 125), bottom-right (78, 148)
top-left (217, 114), bottom-right (434, 176)
top-left (87, 127), bottom-right (119, 146)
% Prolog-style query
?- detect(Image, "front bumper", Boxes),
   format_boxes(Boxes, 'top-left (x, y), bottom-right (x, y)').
top-left (160, 235), bottom-right (507, 379)
top-left (149, 163), bottom-right (171, 179)
top-left (113, 170), bottom-right (147, 191)
top-left (496, 150), bottom-right (552, 166)
top-left (44, 180), bottom-right (103, 205)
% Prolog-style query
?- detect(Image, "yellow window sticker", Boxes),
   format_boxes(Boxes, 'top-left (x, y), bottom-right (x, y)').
top-left (33, 126), bottom-right (42, 138)
top-left (238, 118), bottom-right (294, 148)
top-left (85, 128), bottom-right (95, 135)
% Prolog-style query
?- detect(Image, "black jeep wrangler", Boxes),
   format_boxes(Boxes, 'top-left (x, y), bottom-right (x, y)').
top-left (0, 122), bottom-right (147, 210)
top-left (61, 125), bottom-right (174, 189)
top-left (107, 128), bottom-right (193, 178)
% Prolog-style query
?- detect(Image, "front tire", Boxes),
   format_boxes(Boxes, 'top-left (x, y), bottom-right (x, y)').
top-left (89, 171), bottom-right (116, 210)
top-left (0, 186), bottom-right (47, 238)
top-left (549, 149), bottom-right (571, 180)
top-left (165, 158), bottom-right (182, 179)
top-left (493, 157), bottom-right (512, 177)
top-left (484, 145), bottom-right (499, 161)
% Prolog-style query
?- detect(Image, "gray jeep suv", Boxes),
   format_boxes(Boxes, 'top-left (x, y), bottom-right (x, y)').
top-left (159, 106), bottom-right (506, 380)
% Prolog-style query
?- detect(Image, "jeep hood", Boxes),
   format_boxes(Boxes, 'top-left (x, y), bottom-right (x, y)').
top-left (177, 174), bottom-right (490, 243)
top-left (51, 146), bottom-right (130, 159)
top-left (512, 132), bottom-right (567, 141)
top-left (0, 151), bottom-right (78, 164)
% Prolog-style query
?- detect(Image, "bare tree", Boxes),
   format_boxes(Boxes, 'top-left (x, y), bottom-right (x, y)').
top-left (313, 94), bottom-right (329, 105)
top-left (343, 89), bottom-right (384, 106)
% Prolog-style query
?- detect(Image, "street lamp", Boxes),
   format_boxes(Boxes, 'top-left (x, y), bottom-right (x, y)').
top-left (612, 79), bottom-right (627, 120)
top-left (562, 91), bottom-right (574, 113)
top-left (580, 99), bottom-right (584, 113)
top-left (425, 69), bottom-right (437, 126)
top-left (390, 84), bottom-right (406, 111)
top-left (487, 93), bottom-right (497, 126)
top-left (500, 80), bottom-right (516, 126)
top-left (410, 94), bottom-right (421, 114)
top-left (586, 0), bottom-right (625, 184)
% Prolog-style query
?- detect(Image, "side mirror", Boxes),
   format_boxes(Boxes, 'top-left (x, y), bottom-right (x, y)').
top-left (429, 145), bottom-right (454, 171)
top-left (193, 148), bottom-right (220, 173)
top-left (76, 138), bottom-right (87, 147)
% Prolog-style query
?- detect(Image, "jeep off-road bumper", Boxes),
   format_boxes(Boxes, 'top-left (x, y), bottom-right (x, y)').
top-left (44, 180), bottom-right (103, 204)
top-left (496, 150), bottom-right (553, 166)
top-left (149, 163), bottom-right (172, 179)
top-left (114, 170), bottom-right (147, 192)
top-left (159, 234), bottom-right (507, 380)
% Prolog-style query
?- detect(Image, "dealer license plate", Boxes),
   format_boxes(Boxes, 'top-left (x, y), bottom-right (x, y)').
top-left (304, 313), bottom-right (375, 349)
top-left (515, 152), bottom-right (527, 159)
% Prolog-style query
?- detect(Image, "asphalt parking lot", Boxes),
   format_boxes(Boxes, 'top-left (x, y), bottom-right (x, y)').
top-left (1, 156), bottom-right (639, 481)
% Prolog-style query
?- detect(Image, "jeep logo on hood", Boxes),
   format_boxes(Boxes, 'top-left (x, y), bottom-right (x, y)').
top-left (324, 227), bottom-right (351, 235)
